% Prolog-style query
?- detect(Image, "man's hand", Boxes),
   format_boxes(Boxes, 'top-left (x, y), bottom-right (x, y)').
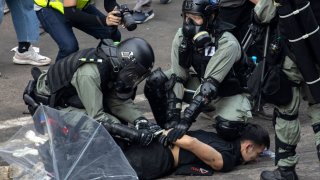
top-left (157, 129), bottom-right (171, 147)
top-left (249, 0), bottom-right (259, 5)
top-left (106, 8), bottom-right (122, 26)
top-left (166, 118), bottom-right (191, 143)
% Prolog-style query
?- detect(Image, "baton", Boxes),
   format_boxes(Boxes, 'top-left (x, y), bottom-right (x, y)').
top-left (257, 25), bottom-right (270, 111)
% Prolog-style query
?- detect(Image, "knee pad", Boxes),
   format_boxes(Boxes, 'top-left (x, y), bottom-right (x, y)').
top-left (23, 80), bottom-right (39, 115)
top-left (144, 68), bottom-right (168, 97)
top-left (145, 68), bottom-right (168, 89)
top-left (274, 134), bottom-right (297, 165)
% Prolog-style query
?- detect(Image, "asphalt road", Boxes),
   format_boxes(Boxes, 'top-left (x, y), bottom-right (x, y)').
top-left (0, 0), bottom-right (319, 179)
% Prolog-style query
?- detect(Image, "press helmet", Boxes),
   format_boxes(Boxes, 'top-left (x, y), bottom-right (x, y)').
top-left (114, 37), bottom-right (155, 100)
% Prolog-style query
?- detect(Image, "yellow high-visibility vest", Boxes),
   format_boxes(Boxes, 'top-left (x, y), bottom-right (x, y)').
top-left (34, 0), bottom-right (91, 14)
top-left (76, 0), bottom-right (91, 10)
top-left (34, 0), bottom-right (64, 14)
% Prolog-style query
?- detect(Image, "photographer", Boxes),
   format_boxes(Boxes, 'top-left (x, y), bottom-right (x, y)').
top-left (35, 0), bottom-right (122, 61)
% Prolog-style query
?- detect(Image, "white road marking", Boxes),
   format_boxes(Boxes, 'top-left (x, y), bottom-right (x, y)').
top-left (0, 116), bottom-right (32, 130)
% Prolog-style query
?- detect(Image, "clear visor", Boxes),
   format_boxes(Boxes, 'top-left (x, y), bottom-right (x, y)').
top-left (115, 61), bottom-right (151, 100)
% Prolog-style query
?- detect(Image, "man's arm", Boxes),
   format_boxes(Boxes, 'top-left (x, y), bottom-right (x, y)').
top-left (169, 29), bottom-right (190, 101)
top-left (203, 32), bottom-right (241, 82)
top-left (253, 0), bottom-right (276, 23)
top-left (173, 134), bottom-right (224, 170)
top-left (71, 64), bottom-right (120, 124)
top-left (63, 0), bottom-right (121, 26)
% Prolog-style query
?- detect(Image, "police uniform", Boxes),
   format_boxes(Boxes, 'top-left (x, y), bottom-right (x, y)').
top-left (253, 0), bottom-right (320, 179)
top-left (36, 51), bottom-right (143, 125)
top-left (144, 0), bottom-right (252, 143)
top-left (166, 27), bottom-right (252, 124)
top-left (27, 38), bottom-right (158, 147)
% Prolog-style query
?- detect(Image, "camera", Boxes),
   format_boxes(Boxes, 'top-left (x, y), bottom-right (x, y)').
top-left (116, 4), bottom-right (137, 31)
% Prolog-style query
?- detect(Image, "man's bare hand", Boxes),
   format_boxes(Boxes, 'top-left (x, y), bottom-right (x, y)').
top-left (106, 8), bottom-right (122, 26)
top-left (249, 0), bottom-right (259, 5)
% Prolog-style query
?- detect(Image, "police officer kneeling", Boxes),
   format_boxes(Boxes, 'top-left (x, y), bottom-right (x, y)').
top-left (144, 0), bottom-right (252, 142)
top-left (23, 37), bottom-right (161, 146)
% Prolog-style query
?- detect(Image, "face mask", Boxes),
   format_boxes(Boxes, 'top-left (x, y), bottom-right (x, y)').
top-left (182, 17), bottom-right (204, 38)
top-left (192, 31), bottom-right (211, 49)
top-left (182, 18), bottom-right (211, 48)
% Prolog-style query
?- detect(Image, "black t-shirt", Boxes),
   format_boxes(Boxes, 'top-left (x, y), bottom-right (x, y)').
top-left (178, 130), bottom-right (243, 172)
top-left (124, 141), bottom-right (174, 180)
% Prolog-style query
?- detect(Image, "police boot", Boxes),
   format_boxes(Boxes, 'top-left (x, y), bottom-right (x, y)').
top-left (260, 166), bottom-right (298, 180)
top-left (317, 144), bottom-right (320, 161)
top-left (312, 123), bottom-right (320, 161)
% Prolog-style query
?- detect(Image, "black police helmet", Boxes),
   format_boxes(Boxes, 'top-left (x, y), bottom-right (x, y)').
top-left (117, 37), bottom-right (154, 69)
top-left (215, 116), bottom-right (246, 141)
top-left (114, 37), bottom-right (155, 100)
top-left (182, 0), bottom-right (219, 17)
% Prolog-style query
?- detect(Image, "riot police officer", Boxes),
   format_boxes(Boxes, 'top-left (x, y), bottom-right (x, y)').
top-left (24, 37), bottom-right (161, 146)
top-left (249, 0), bottom-right (320, 179)
top-left (144, 0), bottom-right (253, 142)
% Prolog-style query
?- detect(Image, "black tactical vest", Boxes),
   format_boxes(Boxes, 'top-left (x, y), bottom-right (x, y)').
top-left (47, 46), bottom-right (119, 108)
top-left (189, 19), bottom-right (244, 96)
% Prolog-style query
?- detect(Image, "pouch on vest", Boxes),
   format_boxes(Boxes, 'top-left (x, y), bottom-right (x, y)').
top-left (247, 62), bottom-right (298, 106)
top-left (262, 65), bottom-right (298, 106)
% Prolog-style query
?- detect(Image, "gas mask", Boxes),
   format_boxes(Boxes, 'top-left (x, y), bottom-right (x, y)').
top-left (182, 17), bottom-right (211, 49)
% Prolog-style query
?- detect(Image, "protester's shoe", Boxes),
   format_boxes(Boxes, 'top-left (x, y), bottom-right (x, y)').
top-left (317, 144), bottom-right (320, 161)
top-left (160, 0), bottom-right (172, 4)
top-left (132, 10), bottom-right (155, 24)
top-left (13, 46), bottom-right (51, 66)
top-left (260, 166), bottom-right (298, 180)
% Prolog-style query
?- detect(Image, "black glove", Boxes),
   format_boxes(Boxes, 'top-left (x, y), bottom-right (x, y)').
top-left (135, 117), bottom-right (163, 136)
top-left (164, 120), bottom-right (179, 130)
top-left (134, 118), bottom-right (150, 131)
top-left (137, 130), bottom-right (154, 146)
top-left (148, 122), bottom-right (163, 137)
top-left (166, 118), bottom-right (192, 143)
top-left (158, 135), bottom-right (170, 147)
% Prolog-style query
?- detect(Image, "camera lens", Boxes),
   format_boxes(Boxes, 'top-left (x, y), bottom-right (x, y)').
top-left (123, 13), bottom-right (137, 31)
